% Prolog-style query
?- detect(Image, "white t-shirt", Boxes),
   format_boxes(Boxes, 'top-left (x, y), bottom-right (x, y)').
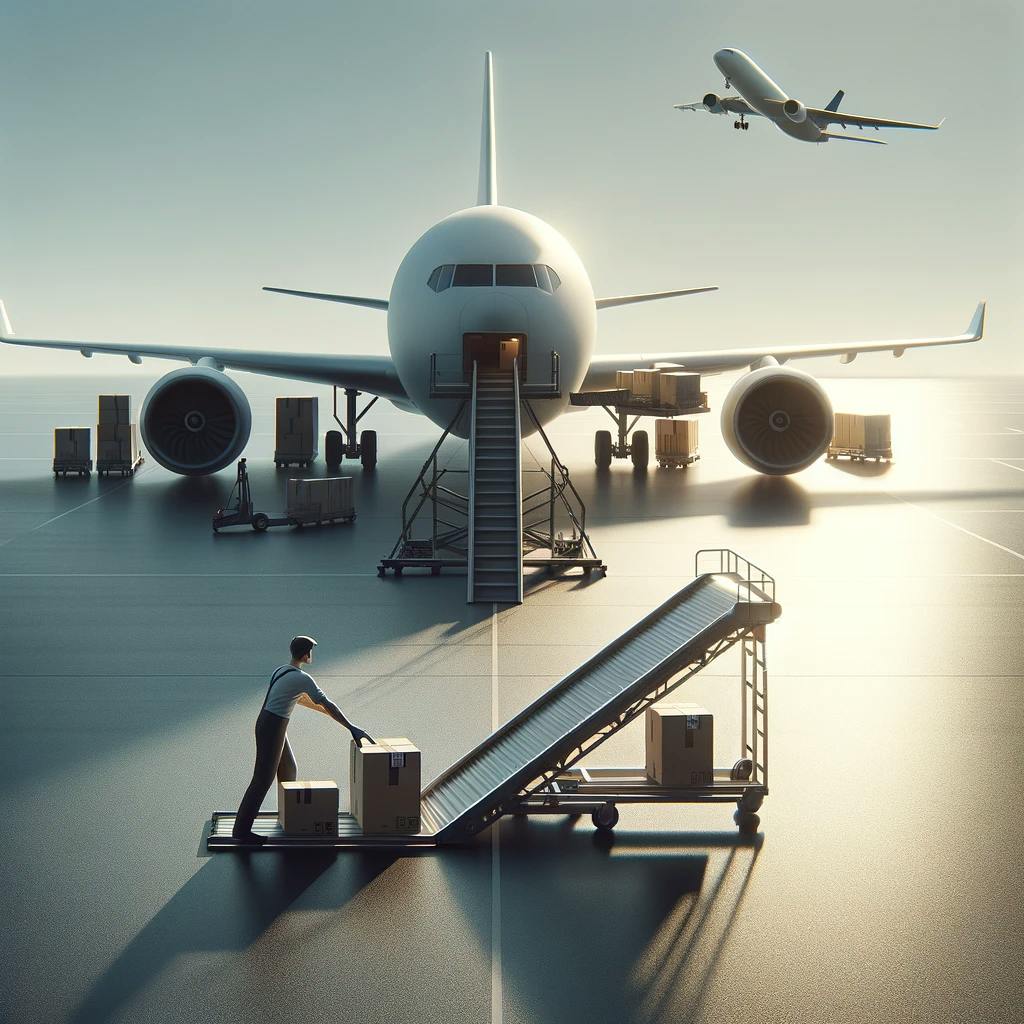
top-left (262, 665), bottom-right (330, 719)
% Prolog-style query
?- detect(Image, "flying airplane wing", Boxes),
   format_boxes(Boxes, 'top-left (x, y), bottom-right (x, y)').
top-left (263, 287), bottom-right (389, 310)
top-left (595, 286), bottom-right (718, 309)
top-left (674, 97), bottom-right (761, 117)
top-left (582, 302), bottom-right (985, 388)
top-left (0, 301), bottom-right (407, 401)
top-left (758, 98), bottom-right (942, 132)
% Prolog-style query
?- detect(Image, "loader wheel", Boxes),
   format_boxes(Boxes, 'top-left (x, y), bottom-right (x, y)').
top-left (325, 430), bottom-right (344, 468)
top-left (737, 787), bottom-right (764, 813)
top-left (360, 430), bottom-right (377, 471)
top-left (592, 802), bottom-right (619, 832)
top-left (595, 430), bottom-right (612, 469)
top-left (252, 513), bottom-right (269, 532)
top-left (631, 430), bottom-right (649, 470)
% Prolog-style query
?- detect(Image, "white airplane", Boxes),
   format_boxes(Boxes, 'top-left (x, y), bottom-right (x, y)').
top-left (676, 48), bottom-right (944, 144)
top-left (1, 54), bottom-right (981, 478)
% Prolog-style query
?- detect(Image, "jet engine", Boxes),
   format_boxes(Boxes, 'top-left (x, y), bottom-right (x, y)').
top-left (782, 98), bottom-right (807, 124)
top-left (140, 366), bottom-right (251, 476)
top-left (720, 365), bottom-right (833, 475)
top-left (702, 93), bottom-right (724, 113)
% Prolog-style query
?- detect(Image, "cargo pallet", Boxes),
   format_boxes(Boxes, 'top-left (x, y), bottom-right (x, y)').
top-left (825, 446), bottom-right (892, 463)
top-left (208, 549), bottom-right (778, 850)
top-left (273, 453), bottom-right (316, 469)
top-left (570, 387), bottom-right (709, 470)
top-left (656, 452), bottom-right (700, 469)
top-left (53, 459), bottom-right (92, 478)
top-left (97, 454), bottom-right (145, 478)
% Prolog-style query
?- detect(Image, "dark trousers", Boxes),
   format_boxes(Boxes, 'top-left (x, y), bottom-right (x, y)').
top-left (233, 708), bottom-right (298, 836)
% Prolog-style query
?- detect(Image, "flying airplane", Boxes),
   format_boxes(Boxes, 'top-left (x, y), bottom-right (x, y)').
top-left (1, 54), bottom-right (981, 479)
top-left (676, 48), bottom-right (944, 144)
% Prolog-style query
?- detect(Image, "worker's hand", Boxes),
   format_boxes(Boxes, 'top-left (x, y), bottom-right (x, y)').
top-left (349, 725), bottom-right (374, 747)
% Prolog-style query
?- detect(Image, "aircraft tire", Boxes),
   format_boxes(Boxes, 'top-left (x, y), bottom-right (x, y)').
top-left (595, 431), bottom-right (612, 469)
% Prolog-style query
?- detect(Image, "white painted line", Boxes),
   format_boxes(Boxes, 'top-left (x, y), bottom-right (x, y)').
top-left (490, 602), bottom-right (503, 1024)
top-left (1009, 427), bottom-right (1024, 434)
top-left (0, 469), bottom-right (150, 549)
top-left (990, 459), bottom-right (1024, 475)
top-left (890, 494), bottom-right (1024, 564)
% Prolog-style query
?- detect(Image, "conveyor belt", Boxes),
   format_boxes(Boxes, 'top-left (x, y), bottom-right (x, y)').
top-left (420, 570), bottom-right (779, 841)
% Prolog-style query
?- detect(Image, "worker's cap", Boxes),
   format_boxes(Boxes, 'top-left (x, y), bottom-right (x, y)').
top-left (289, 635), bottom-right (318, 659)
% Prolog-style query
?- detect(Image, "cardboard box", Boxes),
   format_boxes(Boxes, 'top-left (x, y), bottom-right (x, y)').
top-left (630, 369), bottom-right (660, 399)
top-left (53, 428), bottom-right (90, 459)
top-left (615, 370), bottom-right (634, 393)
top-left (658, 372), bottom-right (701, 409)
top-left (654, 419), bottom-right (699, 457)
top-left (287, 476), bottom-right (353, 516)
top-left (863, 414), bottom-right (891, 451)
top-left (277, 780), bottom-right (339, 836)
top-left (645, 703), bottom-right (713, 787)
top-left (96, 424), bottom-right (139, 465)
top-left (350, 738), bottom-right (421, 834)
top-left (98, 395), bottom-right (131, 425)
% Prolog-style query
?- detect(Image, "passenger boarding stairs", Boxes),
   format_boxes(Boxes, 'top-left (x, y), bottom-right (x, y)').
top-left (468, 365), bottom-right (523, 604)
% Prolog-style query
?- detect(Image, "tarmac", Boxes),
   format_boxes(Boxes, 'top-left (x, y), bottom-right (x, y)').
top-left (1, 371), bottom-right (1022, 1024)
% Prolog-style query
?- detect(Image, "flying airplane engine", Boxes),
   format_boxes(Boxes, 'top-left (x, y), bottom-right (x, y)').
top-left (782, 99), bottom-right (808, 124)
top-left (140, 366), bottom-right (252, 476)
top-left (720, 365), bottom-right (832, 475)
top-left (702, 92), bottom-right (724, 113)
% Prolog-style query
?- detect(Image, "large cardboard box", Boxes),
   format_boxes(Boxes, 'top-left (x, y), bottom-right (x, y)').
top-left (654, 419), bottom-right (699, 457)
top-left (53, 427), bottom-right (90, 459)
top-left (96, 423), bottom-right (139, 464)
top-left (350, 738), bottom-right (421, 834)
top-left (615, 370), bottom-right (634, 394)
top-left (645, 703), bottom-right (713, 786)
top-left (658, 372), bottom-right (701, 409)
top-left (277, 780), bottom-right (339, 836)
top-left (98, 395), bottom-right (131, 425)
top-left (863, 414), bottom-right (891, 451)
top-left (631, 369), bottom-right (660, 399)
top-left (287, 476), bottom-right (353, 516)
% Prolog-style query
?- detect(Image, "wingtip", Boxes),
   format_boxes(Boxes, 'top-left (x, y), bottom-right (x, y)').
top-left (0, 299), bottom-right (12, 339)
top-left (969, 300), bottom-right (986, 340)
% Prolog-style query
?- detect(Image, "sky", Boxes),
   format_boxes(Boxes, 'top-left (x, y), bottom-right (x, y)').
top-left (0, 0), bottom-right (1020, 377)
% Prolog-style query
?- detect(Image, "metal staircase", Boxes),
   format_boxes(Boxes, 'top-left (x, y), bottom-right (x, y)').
top-left (467, 363), bottom-right (523, 604)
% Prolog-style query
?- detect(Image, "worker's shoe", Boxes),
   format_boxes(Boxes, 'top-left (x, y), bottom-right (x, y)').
top-left (231, 830), bottom-right (267, 847)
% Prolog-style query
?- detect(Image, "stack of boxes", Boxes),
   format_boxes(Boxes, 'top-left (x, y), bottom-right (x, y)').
top-left (830, 413), bottom-right (892, 456)
top-left (275, 397), bottom-right (318, 465)
top-left (96, 395), bottom-right (139, 471)
top-left (654, 419), bottom-right (699, 461)
top-left (53, 428), bottom-right (92, 474)
top-left (645, 703), bottom-right (714, 787)
top-left (286, 477), bottom-right (354, 520)
top-left (350, 738), bottom-right (422, 834)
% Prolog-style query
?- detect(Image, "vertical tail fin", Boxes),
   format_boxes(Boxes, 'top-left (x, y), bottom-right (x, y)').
top-left (477, 51), bottom-right (497, 206)
top-left (824, 89), bottom-right (845, 112)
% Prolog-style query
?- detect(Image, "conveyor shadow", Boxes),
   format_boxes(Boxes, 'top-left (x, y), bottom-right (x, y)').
top-left (446, 817), bottom-right (762, 1024)
top-left (68, 850), bottom-right (392, 1024)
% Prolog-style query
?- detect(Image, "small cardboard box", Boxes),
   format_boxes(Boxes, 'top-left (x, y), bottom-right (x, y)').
top-left (645, 703), bottom-right (713, 787)
top-left (350, 738), bottom-right (421, 834)
top-left (277, 780), bottom-right (339, 836)
top-left (658, 372), bottom-right (701, 408)
top-left (631, 369), bottom-right (660, 399)
top-left (98, 395), bottom-right (131, 424)
top-left (615, 370), bottom-right (634, 393)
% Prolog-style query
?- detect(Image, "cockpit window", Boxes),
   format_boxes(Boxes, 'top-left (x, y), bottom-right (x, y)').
top-left (495, 264), bottom-right (537, 287)
top-left (453, 264), bottom-right (493, 287)
top-left (427, 263), bottom-right (561, 291)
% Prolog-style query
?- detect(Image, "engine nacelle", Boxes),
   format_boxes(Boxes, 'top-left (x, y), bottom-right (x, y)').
top-left (721, 366), bottom-right (832, 475)
top-left (782, 98), bottom-right (807, 124)
top-left (702, 92), bottom-right (724, 113)
top-left (140, 366), bottom-right (251, 476)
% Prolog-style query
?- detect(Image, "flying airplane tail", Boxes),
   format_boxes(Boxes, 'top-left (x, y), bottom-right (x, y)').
top-left (824, 89), bottom-right (845, 112)
top-left (820, 131), bottom-right (887, 146)
top-left (477, 51), bottom-right (497, 206)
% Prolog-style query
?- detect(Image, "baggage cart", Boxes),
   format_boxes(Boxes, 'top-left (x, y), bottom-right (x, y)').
top-left (53, 428), bottom-right (92, 477)
top-left (826, 412), bottom-right (893, 462)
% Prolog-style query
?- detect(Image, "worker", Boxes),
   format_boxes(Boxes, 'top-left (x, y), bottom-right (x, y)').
top-left (232, 635), bottom-right (373, 844)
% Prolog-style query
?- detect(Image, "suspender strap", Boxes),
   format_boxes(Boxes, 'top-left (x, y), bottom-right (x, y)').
top-left (262, 666), bottom-right (299, 711)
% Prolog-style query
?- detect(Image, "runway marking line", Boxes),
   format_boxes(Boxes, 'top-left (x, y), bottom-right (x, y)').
top-left (490, 602), bottom-right (503, 1024)
top-left (990, 459), bottom-right (1024, 475)
top-left (889, 493), bottom-right (1024, 564)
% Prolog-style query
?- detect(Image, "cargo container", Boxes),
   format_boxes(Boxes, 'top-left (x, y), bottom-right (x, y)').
top-left (53, 428), bottom-right (92, 477)
top-left (97, 395), bottom-right (144, 476)
top-left (275, 397), bottom-right (318, 468)
top-left (657, 371), bottom-right (702, 410)
top-left (285, 476), bottom-right (356, 526)
top-left (655, 419), bottom-right (699, 468)
top-left (827, 413), bottom-right (893, 462)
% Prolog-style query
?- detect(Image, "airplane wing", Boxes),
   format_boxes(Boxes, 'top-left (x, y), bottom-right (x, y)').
top-left (758, 98), bottom-right (942, 131)
top-left (582, 302), bottom-right (985, 388)
top-left (595, 286), bottom-right (718, 310)
top-left (674, 97), bottom-right (761, 117)
top-left (0, 301), bottom-right (407, 402)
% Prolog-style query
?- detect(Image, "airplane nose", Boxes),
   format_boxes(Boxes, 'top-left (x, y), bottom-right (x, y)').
top-left (714, 48), bottom-right (733, 62)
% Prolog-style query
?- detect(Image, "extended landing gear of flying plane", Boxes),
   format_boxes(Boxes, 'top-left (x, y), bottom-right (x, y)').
top-left (326, 386), bottom-right (379, 471)
top-left (734, 115), bottom-right (749, 130)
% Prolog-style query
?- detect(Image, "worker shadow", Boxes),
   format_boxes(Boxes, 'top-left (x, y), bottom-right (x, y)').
top-left (727, 476), bottom-right (811, 527)
top-left (68, 850), bottom-right (394, 1024)
top-left (450, 817), bottom-right (762, 1024)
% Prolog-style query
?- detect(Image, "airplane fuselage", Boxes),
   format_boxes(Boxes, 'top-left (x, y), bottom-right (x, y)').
top-left (387, 205), bottom-right (595, 437)
top-left (714, 48), bottom-right (825, 143)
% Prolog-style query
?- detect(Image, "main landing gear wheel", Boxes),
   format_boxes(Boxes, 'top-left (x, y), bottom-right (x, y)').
top-left (325, 429), bottom-right (343, 468)
top-left (251, 513), bottom-right (269, 532)
top-left (360, 429), bottom-right (377, 471)
top-left (595, 430), bottom-right (612, 469)
top-left (591, 802), bottom-right (619, 832)
top-left (631, 430), bottom-right (649, 470)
